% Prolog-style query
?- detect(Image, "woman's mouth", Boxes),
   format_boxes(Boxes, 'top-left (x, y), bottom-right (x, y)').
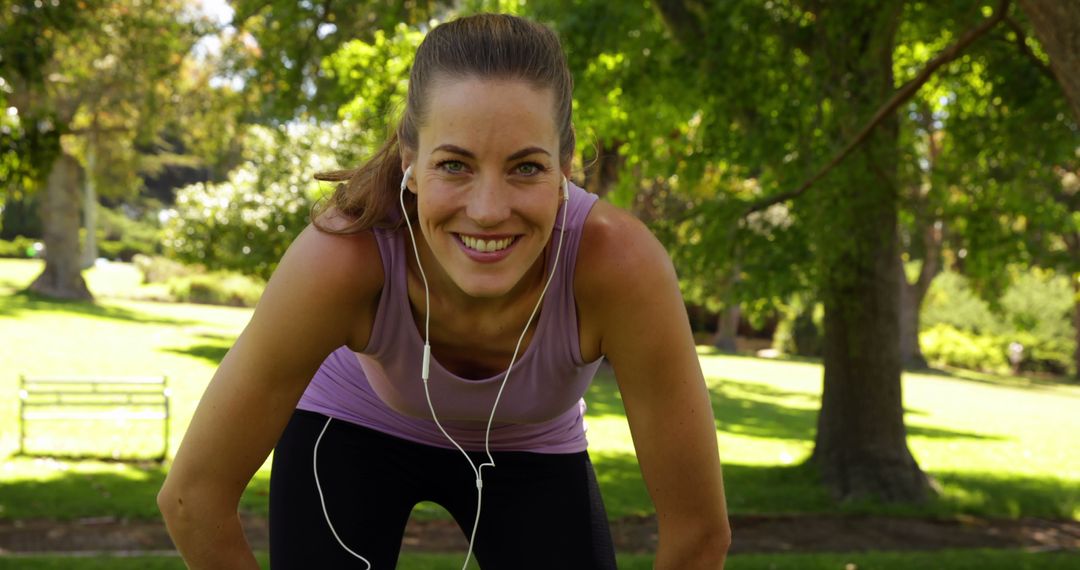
top-left (456, 234), bottom-right (517, 253)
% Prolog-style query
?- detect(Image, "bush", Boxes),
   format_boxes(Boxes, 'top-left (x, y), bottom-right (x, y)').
top-left (163, 123), bottom-right (346, 280)
top-left (85, 205), bottom-right (165, 261)
top-left (921, 272), bottom-right (998, 334)
top-left (98, 237), bottom-right (157, 261)
top-left (922, 269), bottom-right (1075, 376)
top-left (998, 271), bottom-right (1075, 375)
top-left (133, 254), bottom-right (201, 284)
top-left (773, 294), bottom-right (823, 357)
top-left (920, 324), bottom-right (1009, 373)
top-left (0, 236), bottom-right (42, 259)
top-left (167, 271), bottom-right (265, 307)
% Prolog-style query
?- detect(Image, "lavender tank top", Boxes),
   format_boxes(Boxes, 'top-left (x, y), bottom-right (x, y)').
top-left (296, 183), bottom-right (604, 453)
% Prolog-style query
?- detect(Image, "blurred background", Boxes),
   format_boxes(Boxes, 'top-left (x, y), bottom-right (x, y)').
top-left (0, 0), bottom-right (1077, 568)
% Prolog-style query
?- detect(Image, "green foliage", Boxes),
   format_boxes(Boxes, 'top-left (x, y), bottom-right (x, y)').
top-left (999, 270), bottom-right (1076, 375)
top-left (163, 123), bottom-right (343, 279)
top-left (921, 272), bottom-right (999, 334)
top-left (921, 269), bottom-right (1076, 375)
top-left (133, 254), bottom-right (198, 285)
top-left (166, 271), bottom-right (265, 308)
top-left (920, 323), bottom-right (1009, 373)
top-left (323, 23), bottom-right (423, 148)
top-left (773, 294), bottom-right (824, 357)
top-left (0, 235), bottom-right (40, 259)
top-left (226, 0), bottom-right (447, 121)
top-left (83, 205), bottom-right (164, 261)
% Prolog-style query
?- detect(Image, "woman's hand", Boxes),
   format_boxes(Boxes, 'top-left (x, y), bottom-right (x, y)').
top-left (577, 204), bottom-right (731, 568)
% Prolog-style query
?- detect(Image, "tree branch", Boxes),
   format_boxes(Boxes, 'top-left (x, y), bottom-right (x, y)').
top-left (1003, 16), bottom-right (1057, 82)
top-left (741, 0), bottom-right (1012, 218)
top-left (651, 0), bottom-right (704, 43)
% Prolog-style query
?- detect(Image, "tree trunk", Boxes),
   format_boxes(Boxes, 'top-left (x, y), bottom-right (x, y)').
top-left (899, 222), bottom-right (943, 369)
top-left (80, 143), bottom-right (98, 269)
top-left (29, 154), bottom-right (93, 300)
top-left (713, 304), bottom-right (740, 353)
top-left (583, 140), bottom-right (625, 199)
top-left (1019, 0), bottom-right (1080, 123)
top-left (1073, 273), bottom-right (1079, 379)
top-left (808, 1), bottom-right (932, 503)
top-left (898, 255), bottom-right (925, 369)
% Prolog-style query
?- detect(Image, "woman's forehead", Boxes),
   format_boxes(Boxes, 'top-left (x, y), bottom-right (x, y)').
top-left (420, 77), bottom-right (560, 154)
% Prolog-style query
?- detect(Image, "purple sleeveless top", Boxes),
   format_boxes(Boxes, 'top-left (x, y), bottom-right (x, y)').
top-left (296, 183), bottom-right (604, 453)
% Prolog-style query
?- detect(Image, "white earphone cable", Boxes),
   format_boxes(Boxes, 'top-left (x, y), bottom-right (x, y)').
top-left (313, 416), bottom-right (372, 569)
top-left (314, 167), bottom-right (570, 570)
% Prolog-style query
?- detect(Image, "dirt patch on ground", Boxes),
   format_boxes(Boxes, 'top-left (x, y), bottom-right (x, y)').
top-left (0, 514), bottom-right (1077, 556)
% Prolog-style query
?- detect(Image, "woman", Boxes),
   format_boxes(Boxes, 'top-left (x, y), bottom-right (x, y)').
top-left (158, 13), bottom-right (729, 569)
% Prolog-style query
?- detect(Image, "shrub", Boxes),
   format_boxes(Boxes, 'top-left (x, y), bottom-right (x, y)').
top-left (921, 272), bottom-right (997, 334)
top-left (162, 123), bottom-right (347, 280)
top-left (98, 237), bottom-right (156, 261)
top-left (920, 323), bottom-right (1009, 373)
top-left (998, 270), bottom-right (1075, 375)
top-left (922, 269), bottom-right (1075, 376)
top-left (133, 254), bottom-right (201, 284)
top-left (87, 205), bottom-right (165, 261)
top-left (0, 236), bottom-right (42, 259)
top-left (167, 271), bottom-right (265, 307)
top-left (773, 294), bottom-right (823, 357)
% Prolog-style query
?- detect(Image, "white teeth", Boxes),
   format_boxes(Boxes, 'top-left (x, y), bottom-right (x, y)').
top-left (459, 235), bottom-right (514, 253)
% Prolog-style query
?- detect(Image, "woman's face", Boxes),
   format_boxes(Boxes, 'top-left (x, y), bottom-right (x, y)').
top-left (405, 77), bottom-right (565, 300)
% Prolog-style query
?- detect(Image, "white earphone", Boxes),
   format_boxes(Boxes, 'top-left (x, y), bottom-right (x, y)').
top-left (314, 165), bottom-right (571, 570)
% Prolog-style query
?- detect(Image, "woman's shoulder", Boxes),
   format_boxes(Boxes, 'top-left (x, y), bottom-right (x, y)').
top-left (573, 199), bottom-right (678, 357)
top-left (282, 211), bottom-right (385, 290)
top-left (575, 199), bottom-right (674, 290)
top-left (263, 215), bottom-right (385, 345)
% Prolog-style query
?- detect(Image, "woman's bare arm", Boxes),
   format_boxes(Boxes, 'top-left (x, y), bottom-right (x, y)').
top-left (578, 205), bottom-right (731, 569)
top-left (157, 224), bottom-right (382, 568)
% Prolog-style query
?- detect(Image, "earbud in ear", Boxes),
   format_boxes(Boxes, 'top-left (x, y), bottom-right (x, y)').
top-left (401, 165), bottom-right (413, 192)
top-left (561, 176), bottom-right (569, 201)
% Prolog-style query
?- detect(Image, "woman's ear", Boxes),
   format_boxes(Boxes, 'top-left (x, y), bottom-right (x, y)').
top-left (400, 152), bottom-right (416, 194)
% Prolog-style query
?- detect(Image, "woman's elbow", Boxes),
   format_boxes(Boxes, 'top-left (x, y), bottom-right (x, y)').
top-left (156, 482), bottom-right (181, 521)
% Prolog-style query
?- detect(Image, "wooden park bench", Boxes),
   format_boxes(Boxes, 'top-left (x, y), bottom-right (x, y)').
top-left (18, 375), bottom-right (171, 461)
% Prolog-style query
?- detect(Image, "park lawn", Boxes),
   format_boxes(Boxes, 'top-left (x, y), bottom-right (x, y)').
top-left (0, 550), bottom-right (1078, 569)
top-left (1, 258), bottom-right (1079, 524)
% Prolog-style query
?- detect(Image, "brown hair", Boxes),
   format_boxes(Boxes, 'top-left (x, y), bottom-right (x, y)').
top-left (312, 13), bottom-right (575, 234)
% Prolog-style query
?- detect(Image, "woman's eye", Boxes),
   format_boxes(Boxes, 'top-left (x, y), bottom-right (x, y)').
top-left (516, 163), bottom-right (543, 176)
top-left (439, 160), bottom-right (466, 173)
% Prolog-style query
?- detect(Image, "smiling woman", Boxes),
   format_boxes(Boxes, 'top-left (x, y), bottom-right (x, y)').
top-left (157, 13), bottom-right (730, 570)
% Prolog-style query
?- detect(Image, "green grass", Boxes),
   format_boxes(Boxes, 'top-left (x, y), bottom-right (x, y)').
top-left (0, 550), bottom-right (1077, 569)
top-left (1, 257), bottom-right (1079, 527)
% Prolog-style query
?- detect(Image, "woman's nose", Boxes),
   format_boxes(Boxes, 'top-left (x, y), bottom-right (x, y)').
top-left (466, 176), bottom-right (510, 227)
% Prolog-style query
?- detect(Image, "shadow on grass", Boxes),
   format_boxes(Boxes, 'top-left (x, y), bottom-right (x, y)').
top-left (0, 461), bottom-right (170, 521)
top-left (915, 366), bottom-right (1080, 394)
top-left (0, 456), bottom-right (272, 521)
top-left (586, 372), bottom-right (996, 444)
top-left (0, 291), bottom-right (197, 326)
top-left (591, 450), bottom-right (835, 517)
top-left (930, 470), bottom-right (1080, 519)
top-left (162, 333), bottom-right (236, 365)
top-left (591, 449), bottom-right (1080, 520)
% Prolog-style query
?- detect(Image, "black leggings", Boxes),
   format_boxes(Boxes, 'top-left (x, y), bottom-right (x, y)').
top-left (269, 409), bottom-right (617, 569)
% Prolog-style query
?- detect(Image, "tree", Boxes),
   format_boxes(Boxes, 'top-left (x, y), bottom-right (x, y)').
top-left (223, 0), bottom-right (449, 123)
top-left (0, 0), bottom-right (203, 299)
top-left (1018, 1), bottom-right (1080, 123)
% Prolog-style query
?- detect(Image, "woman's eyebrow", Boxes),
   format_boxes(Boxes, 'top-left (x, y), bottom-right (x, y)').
top-left (507, 146), bottom-right (551, 161)
top-left (432, 144), bottom-right (551, 161)
top-left (433, 143), bottom-right (475, 158)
